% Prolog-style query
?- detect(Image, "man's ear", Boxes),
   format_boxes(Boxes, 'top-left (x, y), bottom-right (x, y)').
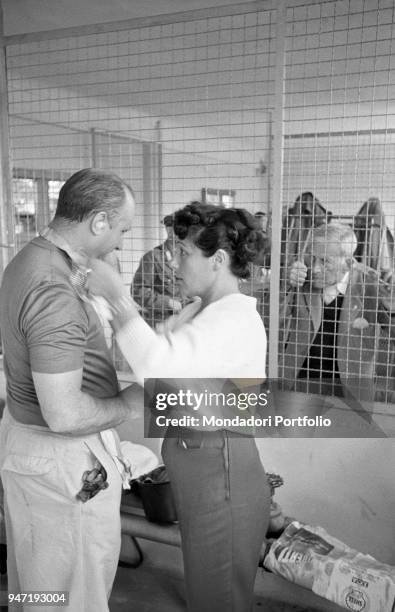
top-left (212, 249), bottom-right (228, 270)
top-left (91, 211), bottom-right (108, 235)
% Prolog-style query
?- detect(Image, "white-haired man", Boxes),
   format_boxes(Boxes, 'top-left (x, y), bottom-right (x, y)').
top-left (280, 222), bottom-right (395, 412)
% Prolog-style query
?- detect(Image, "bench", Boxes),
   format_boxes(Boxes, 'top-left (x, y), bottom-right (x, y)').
top-left (121, 490), bottom-right (181, 547)
top-left (120, 490), bottom-right (181, 567)
top-left (119, 490), bottom-right (277, 568)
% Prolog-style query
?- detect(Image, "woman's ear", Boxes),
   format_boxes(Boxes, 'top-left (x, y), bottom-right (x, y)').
top-left (212, 248), bottom-right (228, 270)
top-left (91, 211), bottom-right (108, 235)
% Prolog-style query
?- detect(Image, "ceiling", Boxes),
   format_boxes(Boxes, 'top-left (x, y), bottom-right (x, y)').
top-left (2, 0), bottom-right (258, 36)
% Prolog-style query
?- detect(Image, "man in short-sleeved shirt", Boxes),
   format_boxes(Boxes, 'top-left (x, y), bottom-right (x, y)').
top-left (0, 168), bottom-right (138, 611)
top-left (2, 235), bottom-right (119, 427)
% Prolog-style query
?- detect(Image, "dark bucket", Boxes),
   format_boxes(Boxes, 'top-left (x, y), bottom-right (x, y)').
top-left (135, 466), bottom-right (178, 524)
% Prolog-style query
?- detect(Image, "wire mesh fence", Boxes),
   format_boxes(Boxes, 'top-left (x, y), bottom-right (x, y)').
top-left (280, 0), bottom-right (395, 408)
top-left (1, 0), bottom-right (394, 412)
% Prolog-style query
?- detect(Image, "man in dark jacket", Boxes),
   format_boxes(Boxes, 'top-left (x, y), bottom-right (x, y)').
top-left (132, 214), bottom-right (183, 328)
top-left (281, 222), bottom-right (395, 415)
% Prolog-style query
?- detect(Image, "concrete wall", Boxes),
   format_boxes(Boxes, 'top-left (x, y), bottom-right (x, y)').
top-left (258, 438), bottom-right (395, 565)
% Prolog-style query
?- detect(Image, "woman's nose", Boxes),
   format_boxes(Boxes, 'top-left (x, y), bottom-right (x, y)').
top-left (170, 255), bottom-right (179, 270)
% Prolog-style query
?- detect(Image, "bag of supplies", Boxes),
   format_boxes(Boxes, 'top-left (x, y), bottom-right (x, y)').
top-left (264, 520), bottom-right (395, 612)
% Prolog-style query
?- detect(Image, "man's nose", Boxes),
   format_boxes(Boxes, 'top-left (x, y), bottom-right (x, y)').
top-left (312, 260), bottom-right (322, 274)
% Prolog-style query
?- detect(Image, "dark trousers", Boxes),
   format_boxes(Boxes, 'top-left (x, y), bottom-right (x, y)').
top-left (162, 428), bottom-right (271, 612)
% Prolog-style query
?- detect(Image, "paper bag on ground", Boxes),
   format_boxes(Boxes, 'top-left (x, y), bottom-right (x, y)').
top-left (264, 520), bottom-right (395, 612)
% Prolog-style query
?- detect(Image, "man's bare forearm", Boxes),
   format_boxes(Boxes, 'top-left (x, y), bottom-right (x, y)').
top-left (44, 385), bottom-right (142, 435)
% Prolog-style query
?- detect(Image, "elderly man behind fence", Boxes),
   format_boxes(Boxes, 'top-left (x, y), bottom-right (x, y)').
top-left (0, 168), bottom-right (141, 611)
top-left (280, 222), bottom-right (395, 414)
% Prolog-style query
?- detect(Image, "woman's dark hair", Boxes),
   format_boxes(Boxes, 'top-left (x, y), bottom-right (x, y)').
top-left (173, 201), bottom-right (267, 279)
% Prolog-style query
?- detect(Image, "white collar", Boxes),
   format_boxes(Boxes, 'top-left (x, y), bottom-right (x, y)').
top-left (323, 271), bottom-right (350, 305)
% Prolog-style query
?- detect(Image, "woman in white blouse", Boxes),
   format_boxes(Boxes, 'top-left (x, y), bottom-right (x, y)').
top-left (88, 202), bottom-right (271, 612)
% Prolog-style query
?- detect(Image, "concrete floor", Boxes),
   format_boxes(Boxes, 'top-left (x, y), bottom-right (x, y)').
top-left (0, 537), bottom-right (343, 611)
top-left (109, 538), bottom-right (343, 612)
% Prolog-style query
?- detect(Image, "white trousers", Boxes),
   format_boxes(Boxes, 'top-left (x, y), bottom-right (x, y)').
top-left (0, 408), bottom-right (122, 612)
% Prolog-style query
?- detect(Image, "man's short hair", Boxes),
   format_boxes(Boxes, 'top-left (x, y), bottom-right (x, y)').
top-left (54, 168), bottom-right (134, 223)
top-left (313, 222), bottom-right (357, 259)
